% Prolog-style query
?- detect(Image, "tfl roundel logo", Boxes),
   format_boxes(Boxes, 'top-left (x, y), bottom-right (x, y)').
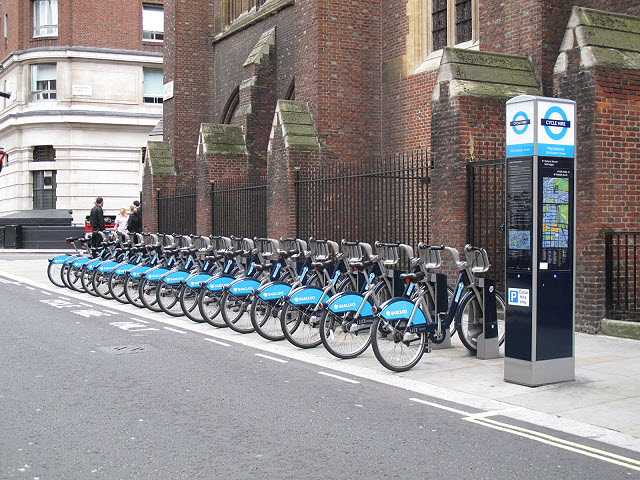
top-left (541, 106), bottom-right (570, 140)
top-left (509, 111), bottom-right (530, 135)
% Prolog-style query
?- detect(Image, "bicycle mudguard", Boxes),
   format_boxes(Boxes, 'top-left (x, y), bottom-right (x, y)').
top-left (84, 258), bottom-right (105, 271)
top-left (49, 254), bottom-right (71, 264)
top-left (256, 281), bottom-right (292, 301)
top-left (144, 268), bottom-right (170, 282)
top-left (185, 273), bottom-right (213, 289)
top-left (71, 257), bottom-right (93, 268)
top-left (287, 285), bottom-right (324, 306)
top-left (327, 292), bottom-right (374, 316)
top-left (63, 255), bottom-right (81, 265)
top-left (161, 270), bottom-right (191, 285)
top-left (378, 298), bottom-right (426, 325)
top-left (204, 274), bottom-right (235, 292)
top-left (227, 277), bottom-right (261, 296)
top-left (97, 261), bottom-right (119, 273)
top-left (113, 263), bottom-right (138, 275)
top-left (128, 265), bottom-right (153, 278)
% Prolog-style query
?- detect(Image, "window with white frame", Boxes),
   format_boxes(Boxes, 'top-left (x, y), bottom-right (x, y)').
top-left (31, 64), bottom-right (57, 101)
top-left (143, 69), bottom-right (163, 104)
top-left (33, 0), bottom-right (58, 37)
top-left (33, 170), bottom-right (57, 209)
top-left (143, 4), bottom-right (164, 41)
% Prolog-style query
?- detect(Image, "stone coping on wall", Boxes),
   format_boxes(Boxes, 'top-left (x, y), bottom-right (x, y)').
top-left (601, 318), bottom-right (640, 340)
top-left (146, 141), bottom-right (176, 176)
top-left (268, 100), bottom-right (319, 151)
top-left (556, 6), bottom-right (640, 74)
top-left (244, 27), bottom-right (276, 67)
top-left (198, 124), bottom-right (248, 156)
top-left (213, 0), bottom-right (294, 44)
top-left (432, 47), bottom-right (541, 101)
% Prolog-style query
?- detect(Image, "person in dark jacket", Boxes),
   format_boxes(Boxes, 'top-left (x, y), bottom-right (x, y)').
top-left (127, 205), bottom-right (142, 233)
top-left (89, 197), bottom-right (105, 247)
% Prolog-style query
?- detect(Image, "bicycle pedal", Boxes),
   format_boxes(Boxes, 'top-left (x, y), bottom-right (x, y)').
top-left (402, 332), bottom-right (419, 342)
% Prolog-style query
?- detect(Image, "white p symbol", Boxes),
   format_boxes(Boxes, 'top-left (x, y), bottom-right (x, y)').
top-left (510, 290), bottom-right (519, 303)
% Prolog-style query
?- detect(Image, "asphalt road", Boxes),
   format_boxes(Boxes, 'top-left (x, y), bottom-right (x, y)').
top-left (0, 265), bottom-right (638, 479)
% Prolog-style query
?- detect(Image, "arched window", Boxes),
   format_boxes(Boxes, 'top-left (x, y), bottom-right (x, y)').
top-left (285, 78), bottom-right (295, 101)
top-left (221, 87), bottom-right (240, 124)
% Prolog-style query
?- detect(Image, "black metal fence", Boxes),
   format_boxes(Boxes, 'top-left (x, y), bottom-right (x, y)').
top-left (467, 157), bottom-right (506, 291)
top-left (605, 232), bottom-right (639, 320)
top-left (295, 150), bottom-right (432, 247)
top-left (157, 187), bottom-right (196, 235)
top-left (211, 175), bottom-right (267, 238)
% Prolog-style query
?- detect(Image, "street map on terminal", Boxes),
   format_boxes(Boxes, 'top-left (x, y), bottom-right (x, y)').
top-left (542, 177), bottom-right (569, 248)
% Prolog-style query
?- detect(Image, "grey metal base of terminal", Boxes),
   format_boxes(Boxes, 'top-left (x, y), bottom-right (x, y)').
top-left (429, 329), bottom-right (452, 350)
top-left (504, 357), bottom-right (575, 387)
top-left (477, 332), bottom-right (500, 359)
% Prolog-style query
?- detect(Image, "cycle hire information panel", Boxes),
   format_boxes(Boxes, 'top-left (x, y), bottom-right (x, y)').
top-left (504, 95), bottom-right (576, 387)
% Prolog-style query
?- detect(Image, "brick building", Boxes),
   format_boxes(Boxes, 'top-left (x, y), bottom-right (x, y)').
top-left (0, 0), bottom-right (163, 223)
top-left (147, 0), bottom-right (640, 331)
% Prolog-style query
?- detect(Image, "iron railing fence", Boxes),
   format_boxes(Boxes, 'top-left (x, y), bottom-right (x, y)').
top-left (211, 175), bottom-right (267, 238)
top-left (467, 157), bottom-right (506, 292)
top-left (295, 150), bottom-right (433, 248)
top-left (605, 232), bottom-right (639, 320)
top-left (157, 187), bottom-right (196, 235)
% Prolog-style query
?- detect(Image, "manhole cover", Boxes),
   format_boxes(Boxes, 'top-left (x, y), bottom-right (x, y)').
top-left (99, 344), bottom-right (154, 355)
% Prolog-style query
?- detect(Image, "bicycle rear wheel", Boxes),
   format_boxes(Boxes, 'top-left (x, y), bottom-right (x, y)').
top-left (157, 282), bottom-right (184, 316)
top-left (81, 268), bottom-right (98, 296)
top-left (60, 263), bottom-right (72, 288)
top-left (139, 278), bottom-right (162, 312)
top-left (109, 272), bottom-right (128, 303)
top-left (47, 261), bottom-right (65, 288)
top-left (180, 285), bottom-right (206, 323)
top-left (124, 275), bottom-right (145, 307)
top-left (66, 265), bottom-right (85, 292)
top-left (280, 301), bottom-right (322, 349)
top-left (220, 291), bottom-right (254, 333)
top-left (371, 315), bottom-right (427, 372)
top-left (93, 269), bottom-right (113, 299)
top-left (251, 296), bottom-right (286, 341)
top-left (198, 288), bottom-right (226, 327)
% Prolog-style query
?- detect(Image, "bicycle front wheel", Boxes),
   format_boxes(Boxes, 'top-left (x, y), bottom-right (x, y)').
top-left (371, 315), bottom-right (427, 372)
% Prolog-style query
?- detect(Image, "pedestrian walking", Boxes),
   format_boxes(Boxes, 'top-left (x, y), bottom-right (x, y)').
top-left (127, 204), bottom-right (142, 233)
top-left (90, 197), bottom-right (105, 247)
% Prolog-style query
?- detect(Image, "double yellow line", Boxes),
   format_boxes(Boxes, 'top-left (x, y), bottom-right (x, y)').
top-left (464, 415), bottom-right (640, 472)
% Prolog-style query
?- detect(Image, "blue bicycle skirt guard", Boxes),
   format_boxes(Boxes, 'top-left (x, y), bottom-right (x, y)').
top-left (50, 254), bottom-right (71, 264)
top-left (161, 271), bottom-right (191, 285)
top-left (144, 268), bottom-right (170, 282)
top-left (328, 292), bottom-right (374, 316)
top-left (97, 261), bottom-right (119, 273)
top-left (227, 277), bottom-right (261, 296)
top-left (84, 258), bottom-right (105, 271)
top-left (287, 285), bottom-right (324, 306)
top-left (129, 266), bottom-right (153, 278)
top-left (185, 273), bottom-right (213, 289)
top-left (204, 275), bottom-right (235, 292)
top-left (71, 257), bottom-right (92, 268)
top-left (113, 263), bottom-right (138, 275)
top-left (379, 298), bottom-right (426, 325)
top-left (257, 281), bottom-right (292, 301)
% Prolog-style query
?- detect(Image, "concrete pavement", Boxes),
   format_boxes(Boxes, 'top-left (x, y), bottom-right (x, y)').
top-left (1, 250), bottom-right (639, 455)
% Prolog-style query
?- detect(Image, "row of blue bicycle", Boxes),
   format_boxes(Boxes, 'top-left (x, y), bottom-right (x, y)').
top-left (47, 232), bottom-right (505, 372)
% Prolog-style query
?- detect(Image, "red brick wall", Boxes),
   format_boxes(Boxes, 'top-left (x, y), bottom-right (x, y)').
top-left (0, 0), bottom-right (163, 60)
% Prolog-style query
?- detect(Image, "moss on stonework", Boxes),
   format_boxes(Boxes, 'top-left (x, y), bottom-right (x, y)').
top-left (199, 124), bottom-right (248, 155)
top-left (270, 100), bottom-right (319, 150)
top-left (146, 141), bottom-right (176, 176)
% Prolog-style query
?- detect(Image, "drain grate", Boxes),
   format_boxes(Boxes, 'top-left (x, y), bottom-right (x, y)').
top-left (99, 344), bottom-right (154, 355)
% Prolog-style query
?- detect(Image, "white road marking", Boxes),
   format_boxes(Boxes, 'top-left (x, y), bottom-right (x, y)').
top-left (255, 353), bottom-right (288, 363)
top-left (409, 397), bottom-right (471, 416)
top-left (164, 327), bottom-right (187, 334)
top-left (318, 371), bottom-right (360, 384)
top-left (131, 318), bottom-right (149, 324)
top-left (3, 270), bottom-right (640, 456)
top-left (204, 338), bottom-right (231, 347)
